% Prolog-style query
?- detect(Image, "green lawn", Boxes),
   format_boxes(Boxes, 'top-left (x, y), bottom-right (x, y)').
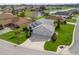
top-left (0, 29), bottom-right (29, 45)
top-left (66, 18), bottom-right (77, 23)
top-left (44, 24), bottom-right (74, 52)
top-left (66, 14), bottom-right (79, 23)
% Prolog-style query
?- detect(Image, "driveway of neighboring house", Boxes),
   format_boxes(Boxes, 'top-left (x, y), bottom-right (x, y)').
top-left (0, 27), bottom-right (12, 35)
top-left (69, 17), bottom-right (79, 54)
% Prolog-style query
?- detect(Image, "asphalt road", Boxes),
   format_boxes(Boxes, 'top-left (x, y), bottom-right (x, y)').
top-left (69, 17), bottom-right (79, 55)
top-left (0, 39), bottom-right (57, 55)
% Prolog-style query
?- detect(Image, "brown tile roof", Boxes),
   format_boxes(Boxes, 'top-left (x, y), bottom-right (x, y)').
top-left (0, 13), bottom-right (17, 25)
top-left (0, 13), bottom-right (17, 19)
top-left (15, 17), bottom-right (32, 26)
top-left (47, 15), bottom-right (64, 20)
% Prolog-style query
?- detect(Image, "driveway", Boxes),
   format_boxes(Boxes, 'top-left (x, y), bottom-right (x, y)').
top-left (69, 17), bottom-right (79, 54)
top-left (29, 34), bottom-right (50, 42)
top-left (20, 34), bottom-right (50, 51)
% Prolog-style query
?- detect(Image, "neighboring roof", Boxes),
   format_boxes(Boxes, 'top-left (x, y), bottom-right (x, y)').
top-left (15, 17), bottom-right (32, 26)
top-left (55, 11), bottom-right (70, 16)
top-left (0, 13), bottom-right (17, 25)
top-left (47, 15), bottom-right (64, 20)
top-left (0, 13), bottom-right (17, 19)
top-left (68, 9), bottom-right (79, 13)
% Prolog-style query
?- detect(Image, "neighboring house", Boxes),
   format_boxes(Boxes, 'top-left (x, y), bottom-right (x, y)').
top-left (68, 9), bottom-right (79, 14)
top-left (14, 17), bottom-right (32, 27)
top-left (28, 19), bottom-right (55, 38)
top-left (0, 13), bottom-right (32, 28)
top-left (55, 11), bottom-right (73, 19)
top-left (47, 15), bottom-right (65, 22)
top-left (0, 13), bottom-right (17, 26)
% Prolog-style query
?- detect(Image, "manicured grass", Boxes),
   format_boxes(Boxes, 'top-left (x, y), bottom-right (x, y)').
top-left (66, 18), bottom-right (77, 23)
top-left (44, 24), bottom-right (74, 51)
top-left (0, 29), bottom-right (29, 45)
top-left (66, 14), bottom-right (79, 23)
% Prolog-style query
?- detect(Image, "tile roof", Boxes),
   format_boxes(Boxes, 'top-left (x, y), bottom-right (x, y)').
top-left (0, 13), bottom-right (17, 19)
top-left (15, 17), bottom-right (32, 26)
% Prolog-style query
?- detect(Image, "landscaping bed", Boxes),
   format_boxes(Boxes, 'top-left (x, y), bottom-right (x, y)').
top-left (0, 28), bottom-right (29, 45)
top-left (44, 24), bottom-right (74, 52)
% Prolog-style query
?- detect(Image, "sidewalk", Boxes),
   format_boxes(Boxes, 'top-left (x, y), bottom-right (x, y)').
top-left (67, 22), bottom-right (76, 25)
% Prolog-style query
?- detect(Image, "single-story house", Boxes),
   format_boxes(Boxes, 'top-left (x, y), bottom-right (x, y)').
top-left (68, 9), bottom-right (79, 14)
top-left (0, 13), bottom-right (32, 28)
top-left (28, 18), bottom-right (55, 39)
top-left (47, 15), bottom-right (65, 22)
top-left (14, 17), bottom-right (32, 27)
top-left (55, 11), bottom-right (73, 19)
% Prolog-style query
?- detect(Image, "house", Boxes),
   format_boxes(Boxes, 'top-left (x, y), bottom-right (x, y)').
top-left (68, 9), bottom-right (79, 14)
top-left (0, 13), bottom-right (17, 26)
top-left (28, 18), bottom-right (55, 40)
top-left (55, 11), bottom-right (73, 19)
top-left (14, 17), bottom-right (32, 27)
top-left (0, 13), bottom-right (32, 28)
top-left (47, 15), bottom-right (65, 22)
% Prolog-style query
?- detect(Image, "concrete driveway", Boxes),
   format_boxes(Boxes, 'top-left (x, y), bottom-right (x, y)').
top-left (20, 34), bottom-right (50, 51)
top-left (29, 34), bottom-right (50, 42)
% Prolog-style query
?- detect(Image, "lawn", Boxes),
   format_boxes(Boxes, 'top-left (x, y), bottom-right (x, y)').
top-left (0, 29), bottom-right (29, 45)
top-left (66, 18), bottom-right (77, 23)
top-left (44, 24), bottom-right (74, 52)
top-left (66, 14), bottom-right (79, 23)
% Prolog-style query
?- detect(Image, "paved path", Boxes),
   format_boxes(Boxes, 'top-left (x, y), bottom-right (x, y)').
top-left (69, 17), bottom-right (79, 54)
top-left (67, 22), bottom-right (76, 25)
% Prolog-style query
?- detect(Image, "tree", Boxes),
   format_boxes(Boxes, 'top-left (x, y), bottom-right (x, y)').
top-left (56, 19), bottom-right (61, 28)
top-left (20, 11), bottom-right (26, 17)
top-left (11, 6), bottom-right (16, 15)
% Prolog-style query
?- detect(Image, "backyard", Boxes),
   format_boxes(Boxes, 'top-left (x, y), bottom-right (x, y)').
top-left (44, 24), bottom-right (74, 51)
